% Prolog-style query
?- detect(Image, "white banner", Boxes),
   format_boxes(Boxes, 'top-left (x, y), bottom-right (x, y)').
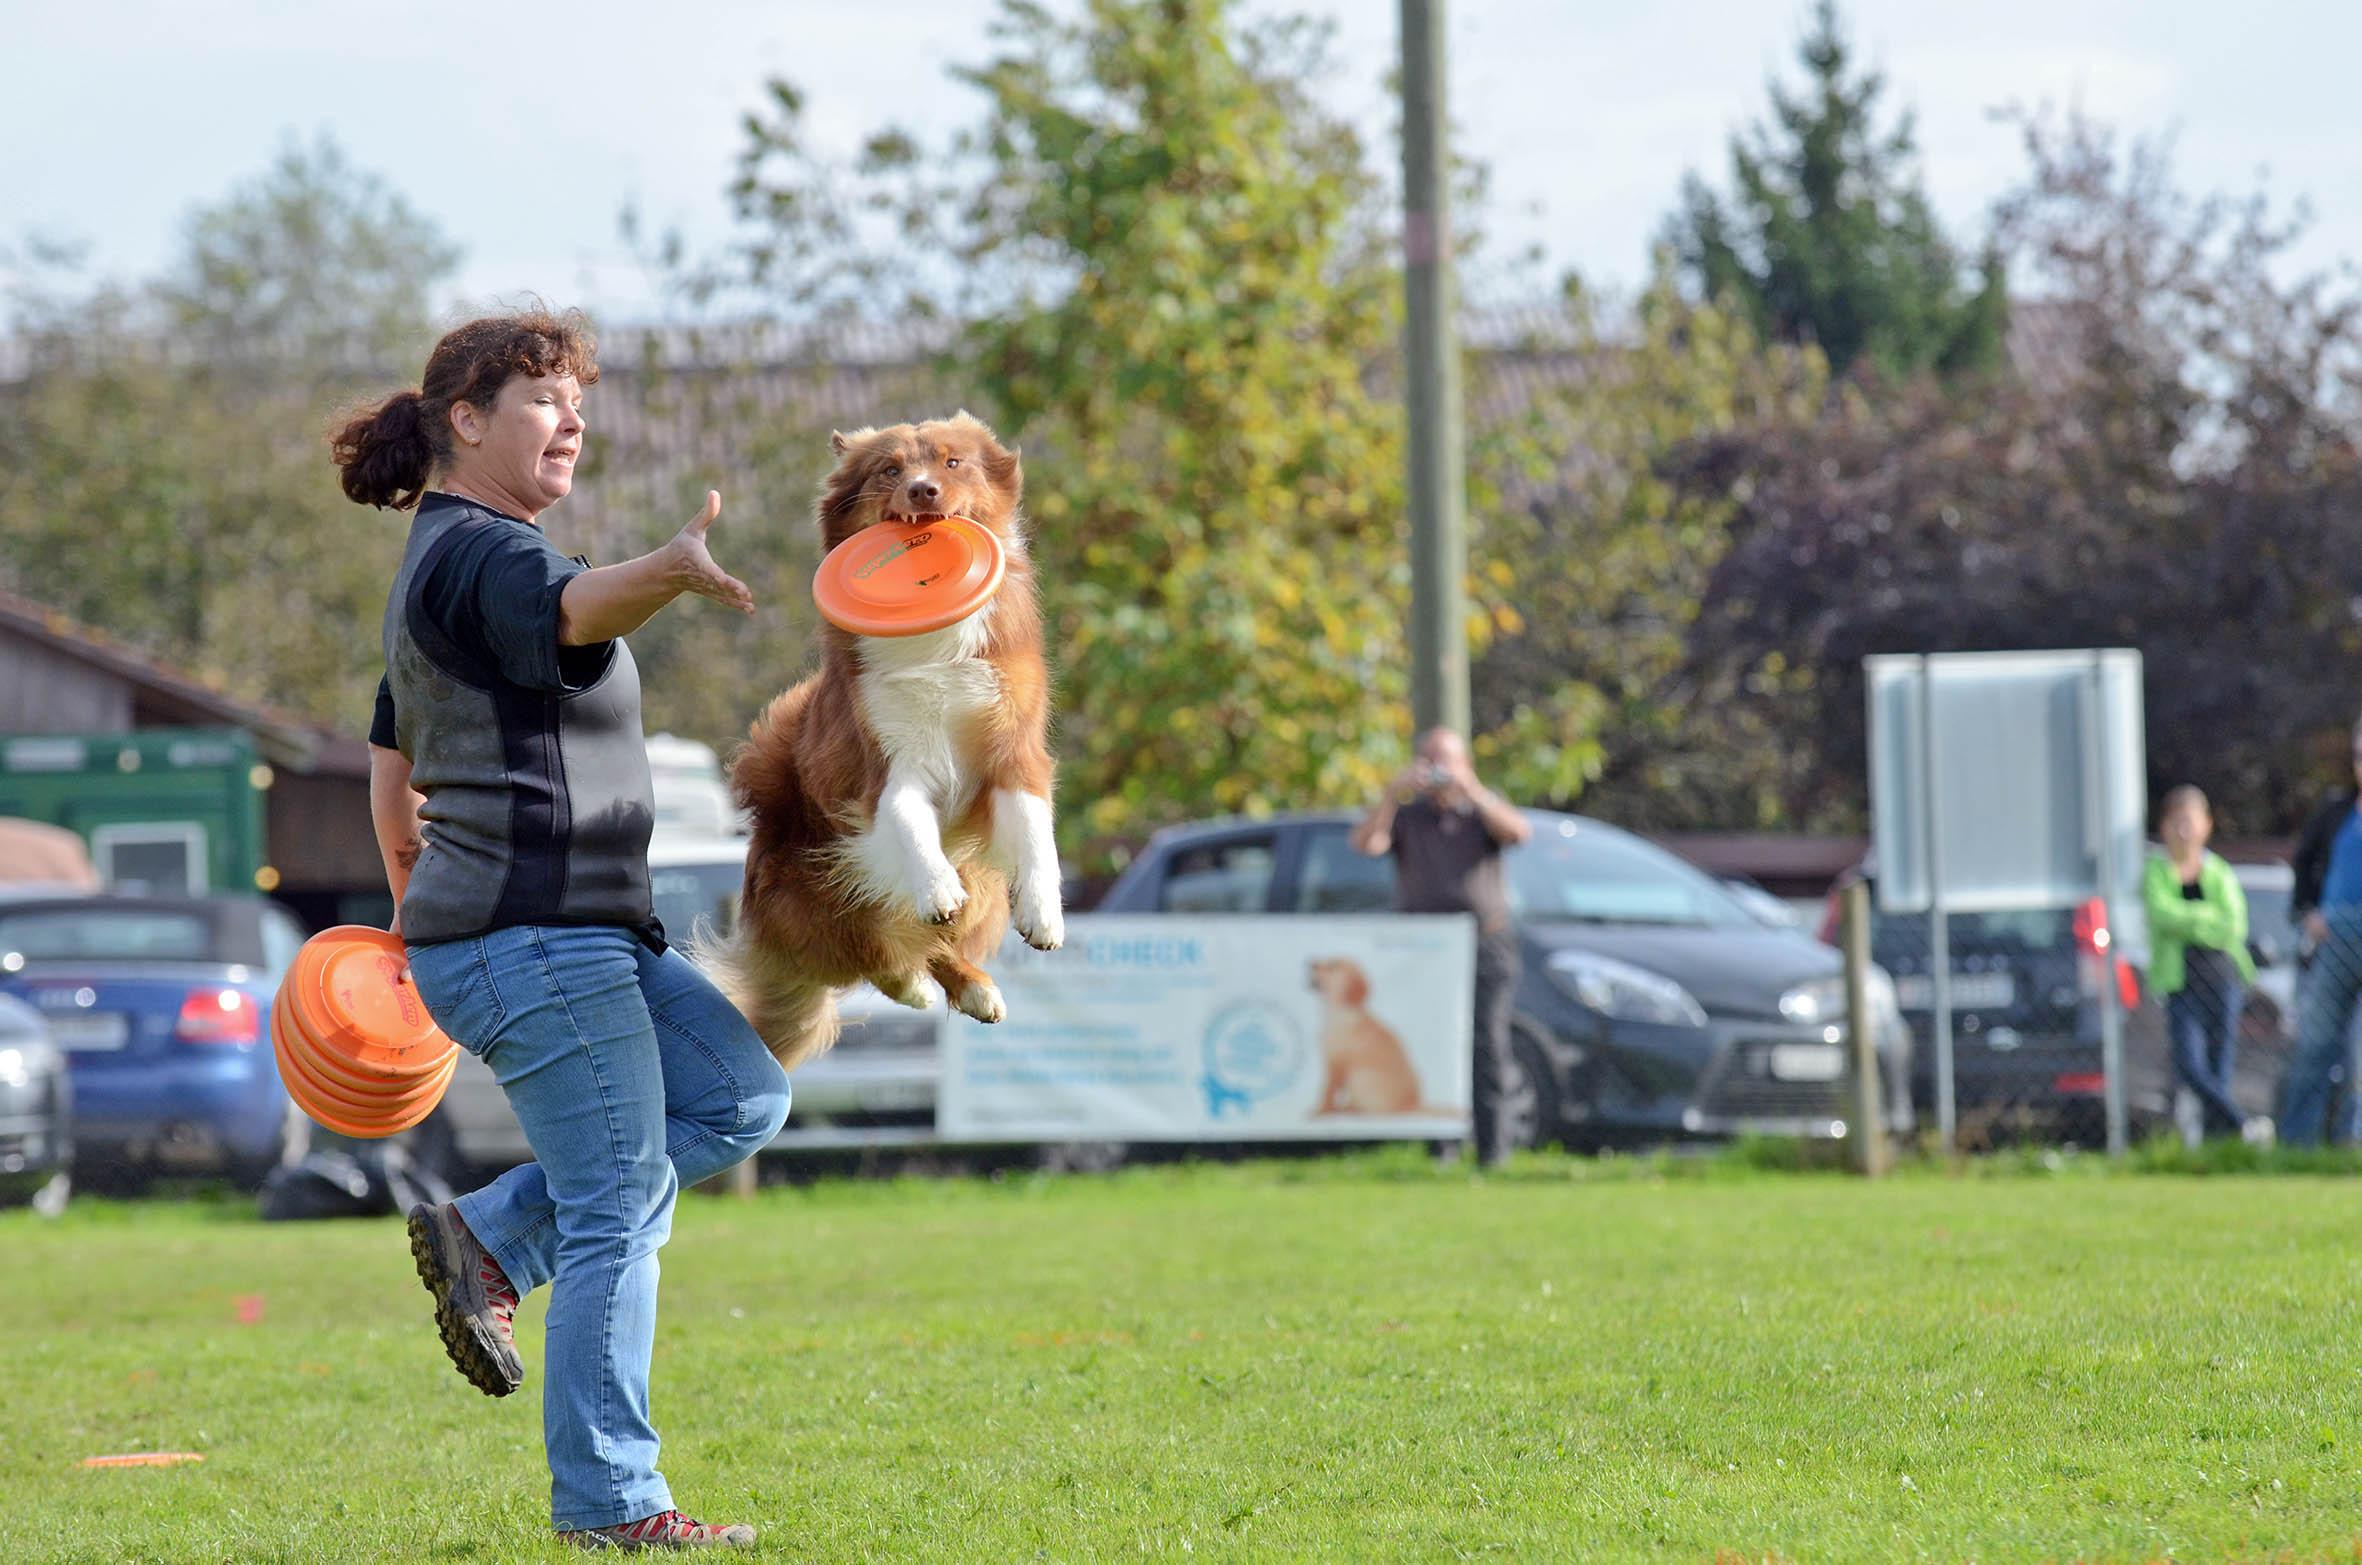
top-left (939, 914), bottom-right (1475, 1141)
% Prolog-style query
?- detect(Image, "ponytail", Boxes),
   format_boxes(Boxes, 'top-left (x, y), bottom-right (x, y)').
top-left (331, 389), bottom-right (436, 510)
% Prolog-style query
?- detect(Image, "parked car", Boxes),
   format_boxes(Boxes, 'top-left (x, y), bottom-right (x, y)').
top-left (1824, 861), bottom-right (2296, 1142)
top-left (1719, 875), bottom-right (1805, 930)
top-left (0, 895), bottom-right (309, 1186)
top-left (1097, 809), bottom-right (1916, 1150)
top-left (0, 992), bottom-right (72, 1207)
top-left (434, 834), bottom-right (942, 1173)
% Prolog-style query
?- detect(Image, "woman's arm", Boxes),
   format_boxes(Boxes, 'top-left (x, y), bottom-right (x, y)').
top-left (370, 743), bottom-right (426, 935)
top-left (557, 490), bottom-right (753, 646)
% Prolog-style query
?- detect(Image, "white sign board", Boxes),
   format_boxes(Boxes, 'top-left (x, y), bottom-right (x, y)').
top-left (939, 914), bottom-right (1475, 1142)
top-left (1866, 649), bottom-right (2147, 946)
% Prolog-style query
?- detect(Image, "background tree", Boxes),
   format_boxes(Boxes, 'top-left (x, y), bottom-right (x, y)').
top-left (700, 0), bottom-right (1853, 863)
top-left (1665, 0), bottom-right (2005, 381)
top-left (155, 136), bottom-right (459, 366)
top-left (1665, 110), bottom-right (2362, 836)
top-left (715, 0), bottom-right (1412, 865)
top-left (1466, 270), bottom-right (1826, 819)
top-left (0, 138), bottom-right (450, 729)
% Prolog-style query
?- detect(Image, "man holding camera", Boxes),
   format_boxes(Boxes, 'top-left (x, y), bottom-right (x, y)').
top-left (1350, 727), bottom-right (1533, 1166)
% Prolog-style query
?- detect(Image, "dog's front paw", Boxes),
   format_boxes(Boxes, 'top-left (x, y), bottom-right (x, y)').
top-left (1016, 896), bottom-right (1065, 952)
top-left (950, 975), bottom-right (1006, 1024)
top-left (911, 864), bottom-right (969, 926)
top-left (872, 972), bottom-right (942, 1011)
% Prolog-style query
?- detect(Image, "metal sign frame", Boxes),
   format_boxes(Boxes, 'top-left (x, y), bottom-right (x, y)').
top-left (1866, 649), bottom-right (2148, 1154)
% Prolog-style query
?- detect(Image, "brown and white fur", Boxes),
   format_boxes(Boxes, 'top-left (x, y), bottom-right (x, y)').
top-left (1307, 958), bottom-right (1437, 1117)
top-left (703, 413), bottom-right (1062, 1068)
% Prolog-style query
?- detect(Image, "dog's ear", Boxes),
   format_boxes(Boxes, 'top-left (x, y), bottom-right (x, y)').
top-left (818, 432), bottom-right (882, 527)
top-left (1343, 966), bottom-right (1370, 1007)
top-left (984, 441), bottom-right (1021, 489)
top-left (947, 410), bottom-right (1021, 487)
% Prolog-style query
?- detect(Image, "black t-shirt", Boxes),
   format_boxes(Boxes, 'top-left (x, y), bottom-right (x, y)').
top-left (369, 495), bottom-right (607, 748)
top-left (1389, 796), bottom-right (1512, 934)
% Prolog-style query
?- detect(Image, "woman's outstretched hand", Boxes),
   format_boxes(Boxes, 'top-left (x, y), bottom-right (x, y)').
top-left (667, 491), bottom-right (755, 616)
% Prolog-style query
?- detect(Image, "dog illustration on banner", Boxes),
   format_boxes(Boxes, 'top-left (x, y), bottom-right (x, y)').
top-left (1306, 957), bottom-right (1464, 1120)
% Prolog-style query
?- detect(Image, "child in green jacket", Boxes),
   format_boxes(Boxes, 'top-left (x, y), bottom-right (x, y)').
top-left (2143, 786), bottom-right (2256, 1138)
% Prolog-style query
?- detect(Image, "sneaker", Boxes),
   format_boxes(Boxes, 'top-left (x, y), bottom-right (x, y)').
top-left (2243, 1115), bottom-right (2277, 1148)
top-left (405, 1202), bottom-right (524, 1397)
top-left (561, 1510), bottom-right (757, 1551)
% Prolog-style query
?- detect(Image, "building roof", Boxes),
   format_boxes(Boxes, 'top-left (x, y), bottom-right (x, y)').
top-left (0, 588), bottom-right (368, 778)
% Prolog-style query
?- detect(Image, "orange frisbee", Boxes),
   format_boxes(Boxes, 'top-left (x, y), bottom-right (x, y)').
top-left (272, 994), bottom-right (456, 1139)
top-left (272, 996), bottom-right (456, 1126)
top-left (289, 928), bottom-right (449, 1080)
top-left (812, 515), bottom-right (1006, 637)
top-left (270, 926), bottom-right (457, 1139)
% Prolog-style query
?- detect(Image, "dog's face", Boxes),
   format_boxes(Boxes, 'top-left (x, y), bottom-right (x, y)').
top-left (1308, 958), bottom-right (1370, 1008)
top-left (819, 412), bottom-right (1023, 550)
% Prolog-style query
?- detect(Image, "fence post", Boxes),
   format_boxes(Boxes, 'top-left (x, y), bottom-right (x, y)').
top-left (1842, 881), bottom-right (1888, 1176)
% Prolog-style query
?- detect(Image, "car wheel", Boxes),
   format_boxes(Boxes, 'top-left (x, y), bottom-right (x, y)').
top-left (231, 1099), bottom-right (311, 1191)
top-left (1493, 1026), bottom-right (1553, 1154)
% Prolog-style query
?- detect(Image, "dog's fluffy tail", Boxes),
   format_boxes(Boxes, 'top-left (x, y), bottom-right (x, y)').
top-left (688, 920), bottom-right (842, 1070)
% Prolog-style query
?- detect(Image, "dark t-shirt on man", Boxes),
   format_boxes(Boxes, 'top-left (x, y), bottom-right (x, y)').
top-left (1389, 796), bottom-right (1511, 934)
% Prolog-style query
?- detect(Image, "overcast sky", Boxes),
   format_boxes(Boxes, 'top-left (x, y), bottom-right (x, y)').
top-left (6, 1), bottom-right (2359, 323)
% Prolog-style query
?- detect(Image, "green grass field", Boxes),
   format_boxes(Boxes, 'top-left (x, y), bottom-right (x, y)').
top-left (11, 1150), bottom-right (2362, 1563)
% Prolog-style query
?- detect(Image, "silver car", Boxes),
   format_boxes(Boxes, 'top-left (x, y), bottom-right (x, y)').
top-left (0, 993), bottom-right (71, 1210)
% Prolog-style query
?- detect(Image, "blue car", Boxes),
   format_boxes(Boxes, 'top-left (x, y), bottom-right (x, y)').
top-left (0, 895), bottom-right (310, 1187)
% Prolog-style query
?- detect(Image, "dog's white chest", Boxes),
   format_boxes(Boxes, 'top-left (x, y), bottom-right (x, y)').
top-left (854, 615), bottom-right (1001, 800)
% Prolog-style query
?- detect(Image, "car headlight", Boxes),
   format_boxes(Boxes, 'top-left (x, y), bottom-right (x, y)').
top-left (1779, 968), bottom-right (1902, 1033)
top-left (1547, 951), bottom-right (1708, 1028)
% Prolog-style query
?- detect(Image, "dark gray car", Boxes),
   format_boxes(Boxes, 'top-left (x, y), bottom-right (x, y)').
top-left (1097, 809), bottom-right (1915, 1151)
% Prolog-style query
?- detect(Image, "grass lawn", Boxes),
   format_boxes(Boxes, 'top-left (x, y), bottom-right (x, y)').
top-left (11, 1149), bottom-right (2362, 1563)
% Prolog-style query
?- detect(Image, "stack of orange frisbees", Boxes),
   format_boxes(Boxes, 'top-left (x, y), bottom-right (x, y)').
top-left (270, 926), bottom-right (457, 1138)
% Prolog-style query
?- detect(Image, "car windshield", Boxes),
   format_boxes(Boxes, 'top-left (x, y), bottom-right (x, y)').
top-left (1506, 820), bottom-right (1757, 929)
top-left (650, 859), bottom-right (745, 941)
top-left (0, 907), bottom-right (222, 962)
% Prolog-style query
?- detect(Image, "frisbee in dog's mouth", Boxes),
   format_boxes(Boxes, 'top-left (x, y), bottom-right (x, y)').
top-left (814, 514), bottom-right (1006, 636)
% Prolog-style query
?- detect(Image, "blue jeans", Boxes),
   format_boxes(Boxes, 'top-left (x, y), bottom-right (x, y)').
top-left (2165, 981), bottom-right (2245, 1137)
top-left (2282, 918), bottom-right (2362, 1146)
top-left (406, 925), bottom-right (791, 1531)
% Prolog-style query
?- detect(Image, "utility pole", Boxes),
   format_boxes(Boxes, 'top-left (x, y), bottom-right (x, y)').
top-left (1400, 0), bottom-right (1470, 739)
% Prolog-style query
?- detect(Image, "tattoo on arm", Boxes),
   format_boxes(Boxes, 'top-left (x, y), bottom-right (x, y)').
top-left (395, 837), bottom-right (422, 872)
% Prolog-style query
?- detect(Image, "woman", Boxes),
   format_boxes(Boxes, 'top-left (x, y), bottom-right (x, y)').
top-left (2142, 785), bottom-right (2256, 1141)
top-left (338, 309), bottom-right (787, 1551)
